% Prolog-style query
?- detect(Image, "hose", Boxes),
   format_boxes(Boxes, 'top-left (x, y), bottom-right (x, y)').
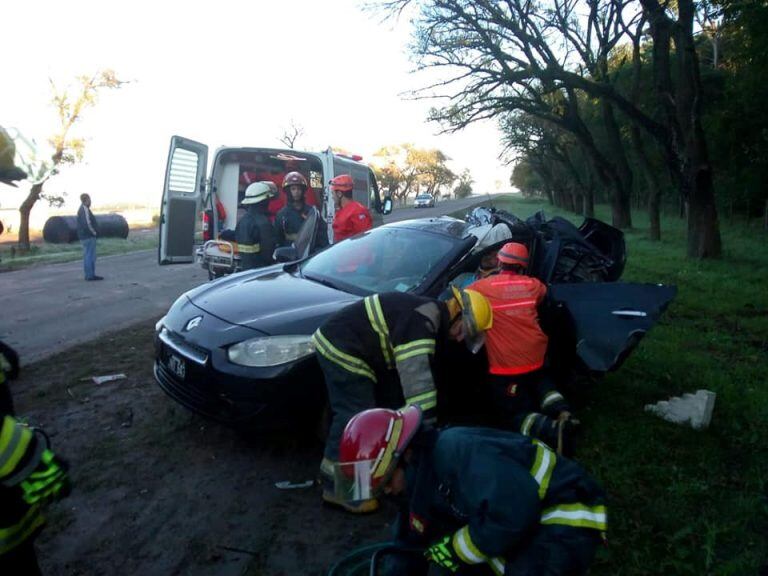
top-left (326, 542), bottom-right (393, 576)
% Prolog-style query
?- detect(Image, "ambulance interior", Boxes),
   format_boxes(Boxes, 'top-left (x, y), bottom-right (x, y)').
top-left (209, 149), bottom-right (326, 236)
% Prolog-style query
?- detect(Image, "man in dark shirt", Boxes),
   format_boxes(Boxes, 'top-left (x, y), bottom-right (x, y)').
top-left (235, 182), bottom-right (277, 270)
top-left (77, 193), bottom-right (102, 281)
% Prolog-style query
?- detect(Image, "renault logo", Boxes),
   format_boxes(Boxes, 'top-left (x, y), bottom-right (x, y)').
top-left (185, 316), bottom-right (203, 331)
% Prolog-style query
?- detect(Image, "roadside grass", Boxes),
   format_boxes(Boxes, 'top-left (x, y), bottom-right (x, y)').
top-left (485, 195), bottom-right (768, 575)
top-left (0, 229), bottom-right (158, 271)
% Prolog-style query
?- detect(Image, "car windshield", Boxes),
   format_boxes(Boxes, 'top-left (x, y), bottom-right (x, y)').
top-left (416, 195), bottom-right (431, 199)
top-left (300, 226), bottom-right (458, 294)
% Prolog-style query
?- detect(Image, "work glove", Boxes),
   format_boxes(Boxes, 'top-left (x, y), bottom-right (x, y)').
top-left (21, 449), bottom-right (71, 504)
top-left (424, 534), bottom-right (462, 573)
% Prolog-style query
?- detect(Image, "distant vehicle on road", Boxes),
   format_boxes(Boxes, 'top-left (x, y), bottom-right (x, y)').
top-left (414, 193), bottom-right (436, 208)
top-left (158, 136), bottom-right (392, 278)
top-left (154, 209), bottom-right (675, 430)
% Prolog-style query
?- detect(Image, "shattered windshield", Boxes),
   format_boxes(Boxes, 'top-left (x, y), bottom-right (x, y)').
top-left (300, 226), bottom-right (458, 294)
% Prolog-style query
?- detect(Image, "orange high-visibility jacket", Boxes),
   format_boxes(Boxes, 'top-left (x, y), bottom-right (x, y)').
top-left (469, 271), bottom-right (548, 375)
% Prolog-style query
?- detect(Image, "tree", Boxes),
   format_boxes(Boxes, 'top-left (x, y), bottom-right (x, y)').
top-left (279, 119), bottom-right (305, 149)
top-left (371, 144), bottom-right (455, 204)
top-left (379, 0), bottom-right (722, 257)
top-left (454, 169), bottom-right (474, 198)
top-left (15, 70), bottom-right (125, 250)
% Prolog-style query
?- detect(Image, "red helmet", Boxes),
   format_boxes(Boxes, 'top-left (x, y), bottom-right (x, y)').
top-left (282, 171), bottom-right (308, 190)
top-left (329, 174), bottom-right (354, 194)
top-left (498, 242), bottom-right (529, 267)
top-left (335, 406), bottom-right (422, 500)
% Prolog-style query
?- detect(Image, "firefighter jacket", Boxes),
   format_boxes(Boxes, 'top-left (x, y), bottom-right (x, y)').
top-left (468, 270), bottom-right (548, 375)
top-left (235, 205), bottom-right (275, 270)
top-left (332, 200), bottom-right (372, 243)
top-left (275, 203), bottom-right (312, 246)
top-left (401, 427), bottom-right (606, 575)
top-left (312, 293), bottom-right (450, 418)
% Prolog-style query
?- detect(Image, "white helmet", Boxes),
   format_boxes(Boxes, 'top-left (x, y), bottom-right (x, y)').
top-left (242, 181), bottom-right (277, 205)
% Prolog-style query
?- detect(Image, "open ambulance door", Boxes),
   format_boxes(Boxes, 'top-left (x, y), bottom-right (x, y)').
top-left (158, 136), bottom-right (208, 265)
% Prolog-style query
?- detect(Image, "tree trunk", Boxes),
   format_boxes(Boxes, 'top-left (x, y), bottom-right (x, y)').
top-left (18, 182), bottom-right (44, 251)
top-left (676, 0), bottom-right (722, 258)
top-left (601, 100), bottom-right (633, 229)
top-left (642, 0), bottom-right (721, 257)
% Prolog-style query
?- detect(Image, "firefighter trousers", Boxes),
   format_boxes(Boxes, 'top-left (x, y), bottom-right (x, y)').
top-left (318, 354), bottom-right (403, 465)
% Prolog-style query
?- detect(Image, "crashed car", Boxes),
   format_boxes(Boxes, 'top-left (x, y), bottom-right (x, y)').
top-left (154, 207), bottom-right (675, 428)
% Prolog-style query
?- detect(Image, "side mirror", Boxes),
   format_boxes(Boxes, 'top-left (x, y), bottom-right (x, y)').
top-left (274, 246), bottom-right (298, 263)
top-left (382, 196), bottom-right (393, 215)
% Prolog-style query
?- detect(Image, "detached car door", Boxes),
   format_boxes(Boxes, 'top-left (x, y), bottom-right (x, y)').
top-left (159, 136), bottom-right (208, 264)
top-left (547, 282), bottom-right (677, 374)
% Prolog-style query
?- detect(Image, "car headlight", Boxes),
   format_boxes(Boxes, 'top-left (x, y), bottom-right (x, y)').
top-left (227, 335), bottom-right (315, 367)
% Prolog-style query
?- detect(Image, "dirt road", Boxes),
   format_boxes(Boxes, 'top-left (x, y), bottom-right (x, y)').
top-left (14, 320), bottom-right (392, 576)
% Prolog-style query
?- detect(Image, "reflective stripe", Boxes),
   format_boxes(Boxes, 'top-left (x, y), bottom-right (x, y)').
top-left (312, 330), bottom-right (377, 382)
top-left (542, 391), bottom-right (565, 408)
top-left (530, 440), bottom-right (555, 499)
top-left (0, 416), bottom-right (33, 479)
top-left (285, 233), bottom-right (298, 241)
top-left (393, 339), bottom-right (436, 362)
top-left (492, 299), bottom-right (537, 309)
top-left (364, 295), bottom-right (394, 368)
top-left (520, 413), bottom-right (538, 436)
top-left (238, 243), bottom-right (261, 253)
top-left (541, 503), bottom-right (608, 531)
top-left (0, 504), bottom-right (45, 555)
top-left (489, 557), bottom-right (506, 576)
top-left (372, 417), bottom-right (402, 479)
top-left (405, 390), bottom-right (437, 412)
top-left (4, 436), bottom-right (45, 486)
top-left (452, 526), bottom-right (487, 564)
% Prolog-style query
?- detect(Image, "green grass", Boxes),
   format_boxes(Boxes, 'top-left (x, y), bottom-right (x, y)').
top-left (485, 195), bottom-right (768, 575)
top-left (0, 229), bottom-right (158, 271)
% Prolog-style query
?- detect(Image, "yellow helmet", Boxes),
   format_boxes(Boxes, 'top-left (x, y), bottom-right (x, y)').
top-left (451, 286), bottom-right (492, 353)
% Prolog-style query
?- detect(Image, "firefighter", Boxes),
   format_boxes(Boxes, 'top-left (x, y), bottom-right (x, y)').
top-left (329, 174), bottom-right (372, 243)
top-left (235, 181), bottom-right (278, 270)
top-left (1, 341), bottom-right (70, 575)
top-left (274, 171), bottom-right (328, 249)
top-left (313, 288), bottom-right (492, 513)
top-left (336, 406), bottom-right (606, 576)
top-left (468, 242), bottom-right (575, 454)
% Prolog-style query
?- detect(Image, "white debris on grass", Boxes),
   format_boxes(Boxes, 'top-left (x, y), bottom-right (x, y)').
top-left (644, 389), bottom-right (717, 430)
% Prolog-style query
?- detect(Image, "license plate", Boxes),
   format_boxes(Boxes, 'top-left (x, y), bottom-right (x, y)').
top-left (166, 353), bottom-right (186, 380)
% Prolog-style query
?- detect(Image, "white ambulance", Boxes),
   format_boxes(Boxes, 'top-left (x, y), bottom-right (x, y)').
top-left (158, 135), bottom-right (391, 269)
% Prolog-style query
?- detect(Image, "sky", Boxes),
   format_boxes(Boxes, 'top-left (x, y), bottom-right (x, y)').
top-left (1, 0), bottom-right (513, 212)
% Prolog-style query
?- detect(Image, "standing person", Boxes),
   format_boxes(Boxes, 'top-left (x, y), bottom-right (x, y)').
top-left (235, 182), bottom-right (278, 271)
top-left (336, 406), bottom-right (606, 576)
top-left (329, 174), bottom-right (372, 243)
top-left (77, 193), bottom-right (102, 281)
top-left (313, 288), bottom-right (492, 513)
top-left (468, 242), bottom-right (574, 453)
top-left (0, 341), bottom-right (71, 575)
top-left (274, 171), bottom-right (328, 249)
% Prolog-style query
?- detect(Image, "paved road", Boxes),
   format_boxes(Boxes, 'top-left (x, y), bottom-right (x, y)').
top-left (0, 197), bottom-right (488, 364)
top-left (0, 250), bottom-right (208, 364)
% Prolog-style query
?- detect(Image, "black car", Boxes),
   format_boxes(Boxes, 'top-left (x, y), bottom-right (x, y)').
top-left (154, 209), bottom-right (675, 429)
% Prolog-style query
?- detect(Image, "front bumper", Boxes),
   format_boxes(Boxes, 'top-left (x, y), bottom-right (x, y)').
top-left (154, 324), bottom-right (326, 429)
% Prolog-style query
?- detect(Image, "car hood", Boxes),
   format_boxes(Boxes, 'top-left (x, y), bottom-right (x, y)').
top-left (186, 265), bottom-right (359, 335)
